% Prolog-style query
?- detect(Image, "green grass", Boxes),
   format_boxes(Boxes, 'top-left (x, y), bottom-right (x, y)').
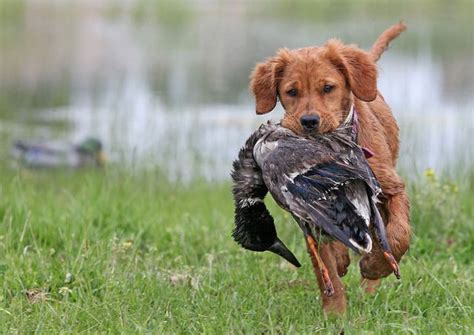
top-left (0, 167), bottom-right (473, 333)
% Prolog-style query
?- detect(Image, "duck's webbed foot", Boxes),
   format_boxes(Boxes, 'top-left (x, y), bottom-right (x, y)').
top-left (383, 251), bottom-right (400, 279)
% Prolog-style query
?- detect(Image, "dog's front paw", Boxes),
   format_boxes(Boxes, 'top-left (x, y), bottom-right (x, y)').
top-left (359, 252), bottom-right (393, 280)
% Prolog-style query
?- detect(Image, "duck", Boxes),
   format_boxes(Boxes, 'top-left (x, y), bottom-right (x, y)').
top-left (231, 106), bottom-right (399, 295)
top-left (11, 137), bottom-right (106, 168)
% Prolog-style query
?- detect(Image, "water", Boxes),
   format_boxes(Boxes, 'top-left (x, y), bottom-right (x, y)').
top-left (1, 1), bottom-right (473, 181)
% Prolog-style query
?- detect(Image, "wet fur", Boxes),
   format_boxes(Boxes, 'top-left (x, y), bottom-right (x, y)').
top-left (249, 22), bottom-right (410, 314)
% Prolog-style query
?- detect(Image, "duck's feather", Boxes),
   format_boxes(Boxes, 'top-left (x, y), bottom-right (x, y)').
top-left (259, 125), bottom-right (381, 254)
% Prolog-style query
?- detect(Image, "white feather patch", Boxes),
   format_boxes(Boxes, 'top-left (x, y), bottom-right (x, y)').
top-left (239, 197), bottom-right (263, 208)
top-left (349, 233), bottom-right (372, 254)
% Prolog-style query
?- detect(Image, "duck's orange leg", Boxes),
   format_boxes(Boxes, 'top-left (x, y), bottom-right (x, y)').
top-left (306, 238), bottom-right (347, 314)
top-left (306, 235), bottom-right (334, 296)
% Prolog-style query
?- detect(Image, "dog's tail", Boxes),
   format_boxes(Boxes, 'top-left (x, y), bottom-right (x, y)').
top-left (371, 22), bottom-right (406, 62)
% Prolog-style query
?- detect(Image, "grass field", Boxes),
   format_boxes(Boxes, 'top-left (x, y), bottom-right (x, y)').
top-left (0, 167), bottom-right (473, 333)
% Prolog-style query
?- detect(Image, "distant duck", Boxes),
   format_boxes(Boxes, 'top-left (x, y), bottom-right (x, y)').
top-left (232, 107), bottom-right (399, 295)
top-left (11, 137), bottom-right (106, 168)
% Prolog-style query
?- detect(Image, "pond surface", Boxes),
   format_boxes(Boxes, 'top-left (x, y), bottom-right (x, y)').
top-left (1, 1), bottom-right (472, 181)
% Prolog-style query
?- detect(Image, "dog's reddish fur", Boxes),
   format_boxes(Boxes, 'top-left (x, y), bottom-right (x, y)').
top-left (250, 23), bottom-right (411, 314)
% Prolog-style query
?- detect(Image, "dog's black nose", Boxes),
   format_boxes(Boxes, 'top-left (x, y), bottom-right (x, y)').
top-left (300, 115), bottom-right (320, 131)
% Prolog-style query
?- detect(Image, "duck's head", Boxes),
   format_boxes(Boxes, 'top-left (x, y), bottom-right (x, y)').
top-left (232, 201), bottom-right (301, 268)
top-left (77, 138), bottom-right (106, 166)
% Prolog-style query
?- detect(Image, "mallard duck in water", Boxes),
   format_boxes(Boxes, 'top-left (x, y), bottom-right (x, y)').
top-left (231, 107), bottom-right (399, 295)
top-left (11, 137), bottom-right (106, 168)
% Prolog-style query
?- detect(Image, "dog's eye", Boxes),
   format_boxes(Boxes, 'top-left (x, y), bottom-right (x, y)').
top-left (286, 88), bottom-right (298, 97)
top-left (323, 84), bottom-right (335, 93)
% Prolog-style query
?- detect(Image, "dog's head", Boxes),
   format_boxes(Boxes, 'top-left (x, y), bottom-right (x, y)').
top-left (250, 40), bottom-right (377, 135)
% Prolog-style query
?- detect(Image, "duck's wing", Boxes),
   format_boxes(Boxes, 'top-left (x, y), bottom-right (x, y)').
top-left (12, 140), bottom-right (62, 155)
top-left (286, 168), bottom-right (374, 254)
top-left (264, 135), bottom-right (378, 254)
top-left (290, 131), bottom-right (382, 198)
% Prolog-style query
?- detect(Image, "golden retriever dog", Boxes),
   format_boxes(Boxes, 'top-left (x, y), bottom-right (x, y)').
top-left (250, 22), bottom-right (411, 314)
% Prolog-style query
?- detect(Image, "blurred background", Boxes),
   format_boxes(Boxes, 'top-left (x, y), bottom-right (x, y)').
top-left (1, 0), bottom-right (473, 181)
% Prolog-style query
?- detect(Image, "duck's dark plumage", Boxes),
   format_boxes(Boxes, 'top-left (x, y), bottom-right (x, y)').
top-left (232, 109), bottom-right (395, 273)
top-left (231, 125), bottom-right (301, 267)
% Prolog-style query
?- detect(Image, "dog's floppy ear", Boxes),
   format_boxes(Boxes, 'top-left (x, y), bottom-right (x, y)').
top-left (250, 48), bottom-right (291, 114)
top-left (325, 39), bottom-right (378, 102)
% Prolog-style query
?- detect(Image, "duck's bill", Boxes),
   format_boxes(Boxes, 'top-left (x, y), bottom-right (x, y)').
top-left (96, 151), bottom-right (107, 166)
top-left (268, 238), bottom-right (301, 268)
top-left (383, 251), bottom-right (401, 279)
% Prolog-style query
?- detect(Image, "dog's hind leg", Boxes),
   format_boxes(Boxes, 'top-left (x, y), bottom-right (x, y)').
top-left (331, 241), bottom-right (351, 278)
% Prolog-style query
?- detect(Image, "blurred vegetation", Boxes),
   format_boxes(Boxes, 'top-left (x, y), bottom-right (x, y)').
top-left (0, 1), bottom-right (471, 178)
top-left (0, 0), bottom-right (26, 48)
top-left (0, 0), bottom-right (25, 27)
top-left (254, 0), bottom-right (472, 22)
top-left (1, 1), bottom-right (472, 109)
top-left (252, 0), bottom-right (473, 56)
top-left (133, 0), bottom-right (192, 27)
top-left (0, 84), bottom-right (71, 116)
top-left (104, 0), bottom-right (193, 28)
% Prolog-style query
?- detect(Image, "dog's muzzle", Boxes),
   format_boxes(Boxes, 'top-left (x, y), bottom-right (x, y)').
top-left (300, 115), bottom-right (320, 132)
